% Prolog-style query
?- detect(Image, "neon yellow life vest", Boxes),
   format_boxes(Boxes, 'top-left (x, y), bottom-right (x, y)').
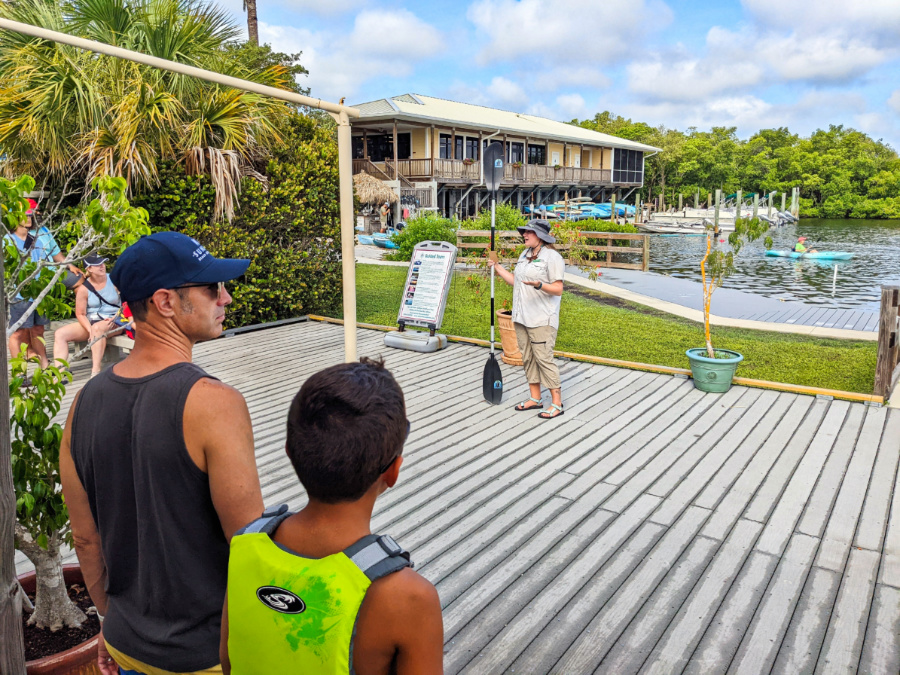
top-left (227, 507), bottom-right (410, 674)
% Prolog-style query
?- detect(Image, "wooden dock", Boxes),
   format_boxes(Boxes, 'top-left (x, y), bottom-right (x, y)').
top-left (22, 320), bottom-right (900, 673)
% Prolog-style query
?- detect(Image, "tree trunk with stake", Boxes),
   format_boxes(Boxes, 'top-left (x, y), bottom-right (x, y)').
top-left (0, 250), bottom-right (27, 673)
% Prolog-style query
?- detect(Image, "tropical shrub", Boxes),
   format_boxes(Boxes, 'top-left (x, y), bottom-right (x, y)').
top-left (132, 115), bottom-right (343, 325)
top-left (386, 212), bottom-right (458, 261)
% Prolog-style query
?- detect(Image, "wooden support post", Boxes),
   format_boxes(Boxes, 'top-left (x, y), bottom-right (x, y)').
top-left (694, 191), bottom-right (699, 209)
top-left (708, 192), bottom-right (713, 209)
top-left (451, 127), bottom-right (456, 160)
top-left (781, 191), bottom-right (786, 213)
top-left (642, 234), bottom-right (649, 271)
top-left (678, 193), bottom-right (683, 211)
top-left (874, 285), bottom-right (900, 398)
top-left (753, 193), bottom-right (759, 219)
top-left (363, 129), bottom-right (368, 160)
top-left (611, 192), bottom-right (617, 225)
top-left (735, 186), bottom-right (741, 218)
top-left (768, 192), bottom-right (774, 217)
top-left (792, 187), bottom-right (800, 217)
top-left (392, 121), bottom-right (399, 179)
top-left (714, 189), bottom-right (721, 234)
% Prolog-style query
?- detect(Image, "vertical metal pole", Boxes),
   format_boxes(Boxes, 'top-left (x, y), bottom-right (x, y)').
top-left (337, 111), bottom-right (357, 362)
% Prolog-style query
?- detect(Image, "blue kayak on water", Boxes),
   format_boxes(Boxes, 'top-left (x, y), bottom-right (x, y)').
top-left (764, 250), bottom-right (854, 260)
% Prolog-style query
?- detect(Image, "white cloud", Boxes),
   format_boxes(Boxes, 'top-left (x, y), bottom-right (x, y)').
top-left (532, 66), bottom-right (611, 91)
top-left (889, 90), bottom-right (900, 115)
top-left (485, 76), bottom-right (529, 107)
top-left (555, 93), bottom-right (588, 119)
top-left (259, 9), bottom-right (444, 102)
top-left (466, 0), bottom-right (673, 66)
top-left (742, 0), bottom-right (900, 35)
top-left (627, 49), bottom-right (763, 101)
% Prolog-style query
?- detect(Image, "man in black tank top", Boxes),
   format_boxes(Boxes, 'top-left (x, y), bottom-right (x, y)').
top-left (60, 232), bottom-right (264, 675)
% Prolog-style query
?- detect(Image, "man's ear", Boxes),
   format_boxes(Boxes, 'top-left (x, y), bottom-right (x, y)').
top-left (150, 288), bottom-right (178, 317)
top-left (383, 456), bottom-right (403, 489)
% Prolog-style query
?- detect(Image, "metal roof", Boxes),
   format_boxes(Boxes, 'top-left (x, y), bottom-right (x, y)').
top-left (351, 94), bottom-right (660, 153)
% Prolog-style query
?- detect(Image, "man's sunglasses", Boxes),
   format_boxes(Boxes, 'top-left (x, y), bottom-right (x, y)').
top-left (175, 281), bottom-right (227, 297)
top-left (378, 419), bottom-right (411, 474)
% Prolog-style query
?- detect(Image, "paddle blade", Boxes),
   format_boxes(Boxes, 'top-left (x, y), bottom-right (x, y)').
top-left (482, 353), bottom-right (503, 404)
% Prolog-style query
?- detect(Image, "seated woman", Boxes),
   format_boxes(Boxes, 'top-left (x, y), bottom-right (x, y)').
top-left (53, 255), bottom-right (123, 378)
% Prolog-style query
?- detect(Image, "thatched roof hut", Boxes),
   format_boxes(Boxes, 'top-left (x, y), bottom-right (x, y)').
top-left (354, 171), bottom-right (398, 205)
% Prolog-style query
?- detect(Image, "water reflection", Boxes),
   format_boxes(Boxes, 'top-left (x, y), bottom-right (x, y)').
top-left (649, 219), bottom-right (900, 310)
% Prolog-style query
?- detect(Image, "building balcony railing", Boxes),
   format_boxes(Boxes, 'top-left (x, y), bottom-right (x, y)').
top-left (352, 158), bottom-right (629, 186)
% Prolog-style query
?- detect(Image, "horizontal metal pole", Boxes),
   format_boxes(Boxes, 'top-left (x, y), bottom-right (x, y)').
top-left (0, 18), bottom-right (359, 118)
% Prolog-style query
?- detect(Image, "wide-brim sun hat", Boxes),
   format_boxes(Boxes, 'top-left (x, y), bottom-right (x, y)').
top-left (110, 231), bottom-right (249, 303)
top-left (517, 219), bottom-right (556, 244)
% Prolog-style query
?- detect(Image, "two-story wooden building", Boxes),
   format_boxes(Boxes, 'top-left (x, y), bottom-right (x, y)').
top-left (350, 93), bottom-right (659, 218)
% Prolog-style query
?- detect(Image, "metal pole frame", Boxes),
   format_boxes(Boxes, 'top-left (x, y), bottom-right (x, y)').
top-left (0, 18), bottom-right (362, 362)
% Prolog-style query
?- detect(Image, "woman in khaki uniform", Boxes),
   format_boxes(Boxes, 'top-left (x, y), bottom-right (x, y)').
top-left (488, 219), bottom-right (565, 418)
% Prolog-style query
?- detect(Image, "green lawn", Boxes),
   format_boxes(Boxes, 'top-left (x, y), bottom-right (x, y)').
top-left (337, 264), bottom-right (877, 394)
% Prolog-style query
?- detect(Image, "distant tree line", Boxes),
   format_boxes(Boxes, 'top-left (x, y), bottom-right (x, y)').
top-left (571, 113), bottom-right (900, 219)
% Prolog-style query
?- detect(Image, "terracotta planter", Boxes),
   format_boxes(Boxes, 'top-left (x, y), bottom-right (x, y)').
top-left (496, 310), bottom-right (523, 366)
top-left (19, 564), bottom-right (101, 675)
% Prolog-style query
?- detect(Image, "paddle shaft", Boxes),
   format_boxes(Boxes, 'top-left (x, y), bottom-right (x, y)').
top-left (490, 196), bottom-right (496, 355)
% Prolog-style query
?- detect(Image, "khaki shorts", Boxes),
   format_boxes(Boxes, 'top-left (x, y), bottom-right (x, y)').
top-left (514, 323), bottom-right (561, 390)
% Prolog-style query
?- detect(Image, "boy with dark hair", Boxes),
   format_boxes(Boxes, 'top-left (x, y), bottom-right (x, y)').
top-left (221, 357), bottom-right (444, 674)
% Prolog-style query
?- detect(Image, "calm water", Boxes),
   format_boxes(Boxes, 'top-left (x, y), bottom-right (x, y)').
top-left (648, 219), bottom-right (900, 310)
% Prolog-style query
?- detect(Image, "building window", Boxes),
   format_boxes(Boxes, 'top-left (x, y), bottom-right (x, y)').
top-left (456, 137), bottom-right (464, 160)
top-left (466, 138), bottom-right (479, 160)
top-left (352, 133), bottom-right (411, 161)
top-left (613, 149), bottom-right (643, 183)
top-left (527, 144), bottom-right (546, 165)
top-left (508, 142), bottom-right (524, 163)
top-left (440, 134), bottom-right (452, 159)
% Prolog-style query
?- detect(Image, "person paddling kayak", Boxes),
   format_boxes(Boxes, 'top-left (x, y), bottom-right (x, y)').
top-left (793, 236), bottom-right (818, 254)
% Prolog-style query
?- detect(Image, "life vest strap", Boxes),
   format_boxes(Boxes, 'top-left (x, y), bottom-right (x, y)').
top-left (237, 504), bottom-right (413, 581)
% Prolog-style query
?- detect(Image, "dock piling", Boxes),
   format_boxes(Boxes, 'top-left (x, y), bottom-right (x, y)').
top-left (753, 193), bottom-right (759, 219)
top-left (714, 188), bottom-right (721, 235)
top-left (781, 191), bottom-right (786, 213)
top-left (735, 187), bottom-right (741, 218)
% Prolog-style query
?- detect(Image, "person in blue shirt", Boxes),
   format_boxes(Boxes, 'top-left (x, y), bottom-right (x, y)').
top-left (5, 200), bottom-right (80, 368)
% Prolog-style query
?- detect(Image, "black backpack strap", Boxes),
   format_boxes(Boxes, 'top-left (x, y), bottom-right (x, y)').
top-left (235, 504), bottom-right (293, 537)
top-left (83, 280), bottom-right (121, 309)
top-left (344, 534), bottom-right (412, 581)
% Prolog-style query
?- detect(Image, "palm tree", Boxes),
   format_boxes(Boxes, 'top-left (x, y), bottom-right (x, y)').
top-left (244, 0), bottom-right (259, 46)
top-left (0, 0), bottom-right (293, 220)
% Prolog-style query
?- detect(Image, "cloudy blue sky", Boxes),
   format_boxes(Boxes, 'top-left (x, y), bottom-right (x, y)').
top-left (216, 0), bottom-right (900, 149)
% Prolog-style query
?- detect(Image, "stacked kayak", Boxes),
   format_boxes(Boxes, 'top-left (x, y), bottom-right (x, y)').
top-left (373, 233), bottom-right (399, 249)
top-left (764, 250), bottom-right (854, 260)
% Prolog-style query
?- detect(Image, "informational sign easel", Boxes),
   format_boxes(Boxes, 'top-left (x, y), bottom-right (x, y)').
top-left (383, 240), bottom-right (457, 353)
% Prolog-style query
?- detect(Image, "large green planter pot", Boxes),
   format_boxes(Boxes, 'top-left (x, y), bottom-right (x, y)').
top-left (686, 348), bottom-right (744, 393)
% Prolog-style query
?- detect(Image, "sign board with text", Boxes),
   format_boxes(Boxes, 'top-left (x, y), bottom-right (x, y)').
top-left (396, 241), bottom-right (457, 330)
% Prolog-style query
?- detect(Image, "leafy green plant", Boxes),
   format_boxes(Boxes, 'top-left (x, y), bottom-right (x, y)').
top-left (10, 349), bottom-right (83, 631)
top-left (386, 212), bottom-right (458, 261)
top-left (700, 216), bottom-right (772, 357)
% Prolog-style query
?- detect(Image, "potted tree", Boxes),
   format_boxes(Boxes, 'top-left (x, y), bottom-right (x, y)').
top-left (686, 217), bottom-right (771, 392)
top-left (0, 175), bottom-right (149, 670)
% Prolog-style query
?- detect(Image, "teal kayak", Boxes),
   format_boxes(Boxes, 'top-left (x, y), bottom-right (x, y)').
top-left (765, 250), bottom-right (854, 260)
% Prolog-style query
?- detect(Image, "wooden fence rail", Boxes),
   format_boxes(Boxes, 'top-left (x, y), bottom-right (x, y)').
top-left (456, 230), bottom-right (649, 271)
top-left (874, 285), bottom-right (899, 399)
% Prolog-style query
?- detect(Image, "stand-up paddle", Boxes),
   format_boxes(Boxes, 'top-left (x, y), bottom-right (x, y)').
top-left (482, 141), bottom-right (504, 404)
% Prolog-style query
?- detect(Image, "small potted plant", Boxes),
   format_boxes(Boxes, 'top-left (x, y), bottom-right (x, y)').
top-left (462, 157), bottom-right (476, 166)
top-left (511, 161), bottom-right (523, 169)
top-left (552, 164), bottom-right (562, 170)
top-left (686, 216), bottom-right (772, 392)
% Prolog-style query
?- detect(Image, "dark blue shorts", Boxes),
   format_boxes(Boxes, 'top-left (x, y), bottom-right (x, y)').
top-left (9, 301), bottom-right (49, 330)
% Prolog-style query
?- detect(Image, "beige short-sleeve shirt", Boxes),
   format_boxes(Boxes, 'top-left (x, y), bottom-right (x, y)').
top-left (511, 246), bottom-right (565, 329)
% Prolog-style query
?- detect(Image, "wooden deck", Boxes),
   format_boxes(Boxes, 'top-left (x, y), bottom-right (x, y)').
top-left (20, 320), bottom-right (900, 673)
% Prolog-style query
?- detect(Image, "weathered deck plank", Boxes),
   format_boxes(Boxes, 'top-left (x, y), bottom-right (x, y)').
top-left (15, 320), bottom-right (898, 675)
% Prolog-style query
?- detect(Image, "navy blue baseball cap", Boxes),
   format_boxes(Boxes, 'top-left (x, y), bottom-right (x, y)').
top-left (110, 231), bottom-right (249, 302)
